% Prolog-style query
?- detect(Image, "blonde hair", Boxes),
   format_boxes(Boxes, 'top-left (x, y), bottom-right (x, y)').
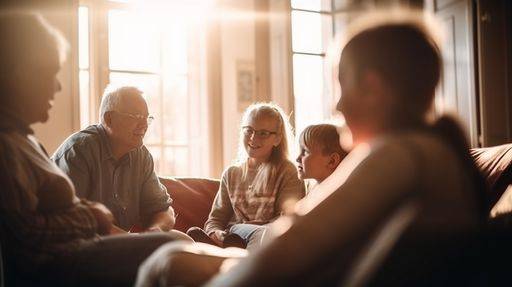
top-left (299, 124), bottom-right (347, 158)
top-left (236, 102), bottom-right (294, 193)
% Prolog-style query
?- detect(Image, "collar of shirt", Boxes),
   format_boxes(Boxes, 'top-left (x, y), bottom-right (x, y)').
top-left (0, 108), bottom-right (34, 135)
top-left (96, 124), bottom-right (133, 167)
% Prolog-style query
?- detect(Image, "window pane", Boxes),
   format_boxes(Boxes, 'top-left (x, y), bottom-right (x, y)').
top-left (162, 147), bottom-right (189, 176)
top-left (108, 10), bottom-right (160, 72)
top-left (333, 12), bottom-right (351, 36)
top-left (333, 0), bottom-right (361, 10)
top-left (79, 6), bottom-right (89, 69)
top-left (109, 72), bottom-right (162, 144)
top-left (147, 145), bottom-right (162, 174)
top-left (291, 11), bottom-right (331, 54)
top-left (291, 0), bottom-right (331, 12)
top-left (163, 76), bottom-right (188, 143)
top-left (293, 54), bottom-right (325, 133)
top-left (162, 23), bottom-right (188, 75)
top-left (79, 70), bottom-right (90, 129)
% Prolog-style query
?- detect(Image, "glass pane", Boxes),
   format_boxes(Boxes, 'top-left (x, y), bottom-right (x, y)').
top-left (162, 147), bottom-right (188, 176)
top-left (291, 0), bottom-right (331, 12)
top-left (291, 10), bottom-right (331, 54)
top-left (162, 23), bottom-right (188, 75)
top-left (163, 76), bottom-right (188, 143)
top-left (108, 10), bottom-right (160, 72)
top-left (293, 54), bottom-right (325, 134)
top-left (109, 72), bottom-right (162, 144)
top-left (147, 145), bottom-right (162, 175)
top-left (333, 12), bottom-right (350, 36)
top-left (78, 6), bottom-right (89, 69)
top-left (79, 70), bottom-right (90, 129)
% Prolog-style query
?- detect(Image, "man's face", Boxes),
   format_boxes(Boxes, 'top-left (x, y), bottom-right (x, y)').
top-left (296, 143), bottom-right (332, 183)
top-left (336, 60), bottom-right (385, 143)
top-left (336, 62), bottom-right (365, 134)
top-left (16, 48), bottom-right (62, 124)
top-left (108, 93), bottom-right (149, 151)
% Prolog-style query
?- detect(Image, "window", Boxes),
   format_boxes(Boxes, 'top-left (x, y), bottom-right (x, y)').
top-left (290, 0), bottom-right (357, 132)
top-left (78, 0), bottom-right (213, 177)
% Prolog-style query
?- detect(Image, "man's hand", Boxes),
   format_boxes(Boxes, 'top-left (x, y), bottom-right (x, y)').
top-left (144, 225), bottom-right (163, 233)
top-left (209, 230), bottom-right (226, 246)
top-left (85, 201), bottom-right (114, 235)
top-left (110, 224), bottom-right (128, 234)
top-left (144, 207), bottom-right (175, 232)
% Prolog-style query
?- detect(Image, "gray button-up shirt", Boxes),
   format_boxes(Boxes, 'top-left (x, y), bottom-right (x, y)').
top-left (52, 124), bottom-right (172, 230)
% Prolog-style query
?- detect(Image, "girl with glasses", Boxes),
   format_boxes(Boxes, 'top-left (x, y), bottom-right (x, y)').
top-left (187, 102), bottom-right (305, 251)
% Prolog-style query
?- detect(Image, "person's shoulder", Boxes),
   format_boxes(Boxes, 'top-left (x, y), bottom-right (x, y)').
top-left (224, 164), bottom-right (241, 175)
top-left (401, 131), bottom-right (452, 155)
top-left (375, 131), bottom-right (455, 165)
top-left (278, 159), bottom-right (299, 175)
top-left (52, 125), bottom-right (103, 160)
top-left (220, 164), bottom-right (242, 180)
top-left (132, 145), bottom-right (156, 164)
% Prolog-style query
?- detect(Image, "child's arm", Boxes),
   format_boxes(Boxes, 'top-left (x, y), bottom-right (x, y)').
top-left (275, 162), bottom-right (307, 215)
top-left (204, 169), bottom-right (235, 236)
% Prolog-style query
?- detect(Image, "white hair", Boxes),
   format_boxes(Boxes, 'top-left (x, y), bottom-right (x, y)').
top-left (99, 85), bottom-right (143, 124)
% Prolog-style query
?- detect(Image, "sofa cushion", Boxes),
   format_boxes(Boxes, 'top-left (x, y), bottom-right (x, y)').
top-left (470, 143), bottom-right (512, 210)
top-left (159, 177), bottom-right (219, 233)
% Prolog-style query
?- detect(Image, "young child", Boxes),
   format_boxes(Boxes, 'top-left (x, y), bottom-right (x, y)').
top-left (188, 103), bottom-right (305, 250)
top-left (296, 124), bottom-right (348, 188)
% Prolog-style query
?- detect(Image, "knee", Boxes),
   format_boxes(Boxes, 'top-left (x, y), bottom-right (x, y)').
top-left (135, 242), bottom-right (228, 287)
top-left (135, 241), bottom-right (193, 287)
top-left (167, 230), bottom-right (194, 242)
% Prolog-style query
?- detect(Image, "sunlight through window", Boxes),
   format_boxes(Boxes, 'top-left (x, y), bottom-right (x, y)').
top-left (78, 0), bottom-right (212, 176)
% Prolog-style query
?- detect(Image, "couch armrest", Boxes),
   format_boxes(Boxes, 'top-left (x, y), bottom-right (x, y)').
top-left (159, 177), bottom-right (219, 233)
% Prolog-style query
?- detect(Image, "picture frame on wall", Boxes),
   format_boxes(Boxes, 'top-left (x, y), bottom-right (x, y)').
top-left (237, 60), bottom-right (255, 111)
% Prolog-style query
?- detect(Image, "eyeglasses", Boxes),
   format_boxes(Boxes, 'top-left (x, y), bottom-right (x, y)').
top-left (242, 126), bottom-right (278, 139)
top-left (114, 111), bottom-right (155, 125)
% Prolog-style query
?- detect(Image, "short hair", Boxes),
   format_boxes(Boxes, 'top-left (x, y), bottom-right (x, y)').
top-left (0, 12), bottom-right (68, 96)
top-left (99, 85), bottom-right (143, 124)
top-left (339, 9), bottom-right (442, 121)
top-left (299, 124), bottom-right (347, 158)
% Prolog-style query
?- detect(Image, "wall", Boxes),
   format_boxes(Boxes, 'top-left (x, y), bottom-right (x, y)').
top-left (219, 0), bottom-right (257, 168)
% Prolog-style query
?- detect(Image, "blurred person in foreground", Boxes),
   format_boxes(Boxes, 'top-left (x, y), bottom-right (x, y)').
top-left (135, 8), bottom-right (486, 286)
top-left (0, 12), bottom-right (190, 287)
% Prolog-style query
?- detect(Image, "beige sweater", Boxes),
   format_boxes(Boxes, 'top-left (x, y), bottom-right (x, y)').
top-left (205, 160), bottom-right (305, 234)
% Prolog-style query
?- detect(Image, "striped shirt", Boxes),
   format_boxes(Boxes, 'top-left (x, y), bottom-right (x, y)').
top-left (205, 160), bottom-right (305, 234)
top-left (0, 124), bottom-right (98, 266)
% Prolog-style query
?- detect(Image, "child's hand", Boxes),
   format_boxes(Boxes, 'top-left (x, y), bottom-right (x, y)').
top-left (210, 230), bottom-right (226, 246)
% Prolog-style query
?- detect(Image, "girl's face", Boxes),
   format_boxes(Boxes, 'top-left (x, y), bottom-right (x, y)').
top-left (243, 115), bottom-right (281, 165)
top-left (296, 143), bottom-right (332, 183)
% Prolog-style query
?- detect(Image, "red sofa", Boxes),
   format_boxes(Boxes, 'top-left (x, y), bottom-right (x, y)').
top-left (161, 144), bottom-right (512, 233)
top-left (159, 177), bottom-right (219, 233)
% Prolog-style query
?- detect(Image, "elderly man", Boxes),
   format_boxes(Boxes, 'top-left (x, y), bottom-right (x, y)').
top-left (53, 85), bottom-right (174, 233)
top-left (0, 12), bottom-right (190, 287)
